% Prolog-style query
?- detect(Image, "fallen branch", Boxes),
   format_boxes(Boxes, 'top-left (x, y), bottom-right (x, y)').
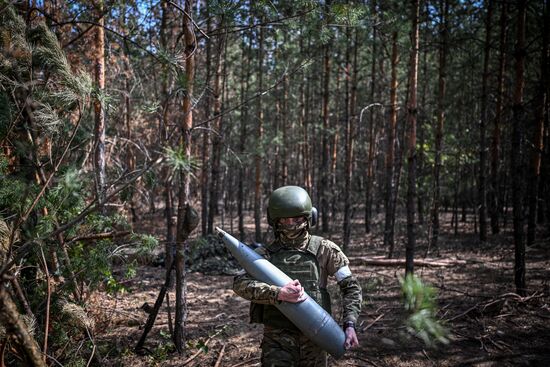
top-left (229, 358), bottom-right (261, 367)
top-left (182, 328), bottom-right (225, 366)
top-left (360, 313), bottom-right (385, 333)
top-left (135, 260), bottom-right (175, 352)
top-left (354, 356), bottom-right (381, 367)
top-left (0, 288), bottom-right (46, 367)
top-left (444, 291), bottom-right (545, 322)
top-left (66, 231), bottom-right (131, 243)
top-left (349, 256), bottom-right (468, 267)
top-left (214, 344), bottom-right (226, 367)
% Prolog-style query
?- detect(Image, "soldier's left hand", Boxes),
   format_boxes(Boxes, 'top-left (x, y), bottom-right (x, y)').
top-left (344, 327), bottom-right (359, 350)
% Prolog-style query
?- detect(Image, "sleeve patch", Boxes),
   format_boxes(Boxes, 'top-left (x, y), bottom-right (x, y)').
top-left (334, 265), bottom-right (352, 282)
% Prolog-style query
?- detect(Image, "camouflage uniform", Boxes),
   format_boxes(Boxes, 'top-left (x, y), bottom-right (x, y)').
top-left (233, 234), bottom-right (362, 366)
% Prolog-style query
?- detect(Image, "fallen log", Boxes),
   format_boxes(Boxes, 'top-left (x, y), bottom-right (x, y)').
top-left (349, 256), bottom-right (468, 267)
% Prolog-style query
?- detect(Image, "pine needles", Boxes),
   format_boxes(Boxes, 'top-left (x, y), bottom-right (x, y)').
top-left (400, 273), bottom-right (449, 347)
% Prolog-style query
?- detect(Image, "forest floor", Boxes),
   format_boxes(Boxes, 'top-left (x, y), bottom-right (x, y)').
top-left (90, 212), bottom-right (550, 367)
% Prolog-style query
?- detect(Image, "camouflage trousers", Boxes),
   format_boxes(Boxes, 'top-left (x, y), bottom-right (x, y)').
top-left (261, 326), bottom-right (328, 367)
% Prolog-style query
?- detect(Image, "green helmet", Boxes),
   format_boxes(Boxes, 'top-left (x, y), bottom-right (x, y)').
top-left (267, 186), bottom-right (317, 227)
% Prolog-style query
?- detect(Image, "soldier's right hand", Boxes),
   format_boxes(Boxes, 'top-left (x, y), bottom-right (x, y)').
top-left (277, 279), bottom-right (306, 303)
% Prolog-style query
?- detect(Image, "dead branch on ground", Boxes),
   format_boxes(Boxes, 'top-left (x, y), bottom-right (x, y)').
top-left (445, 291), bottom-right (546, 322)
top-left (349, 256), bottom-right (468, 267)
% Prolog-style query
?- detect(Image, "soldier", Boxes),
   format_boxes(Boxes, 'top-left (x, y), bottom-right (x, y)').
top-left (233, 186), bottom-right (362, 367)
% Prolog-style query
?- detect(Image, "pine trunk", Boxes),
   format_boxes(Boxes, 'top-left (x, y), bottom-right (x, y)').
top-left (343, 29), bottom-right (357, 251)
top-left (93, 0), bottom-right (106, 210)
top-left (321, 36), bottom-right (331, 233)
top-left (300, 35), bottom-right (312, 192)
top-left (431, 0), bottom-right (448, 253)
top-left (527, 1), bottom-right (548, 247)
top-left (201, 7), bottom-right (212, 236)
top-left (174, 0), bottom-right (196, 352)
top-left (479, 0), bottom-right (493, 242)
top-left (238, 22), bottom-right (252, 239)
top-left (282, 70), bottom-right (289, 186)
top-left (490, 1), bottom-right (508, 235)
top-left (208, 18), bottom-right (225, 234)
top-left (511, 0), bottom-right (527, 296)
top-left (254, 20), bottom-right (264, 242)
top-left (160, 0), bottom-right (175, 275)
top-left (406, 0), bottom-right (420, 275)
top-left (385, 31), bottom-right (398, 258)
top-left (365, 1), bottom-right (377, 234)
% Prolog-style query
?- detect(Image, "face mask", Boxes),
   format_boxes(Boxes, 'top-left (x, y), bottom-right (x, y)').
top-left (277, 218), bottom-right (309, 246)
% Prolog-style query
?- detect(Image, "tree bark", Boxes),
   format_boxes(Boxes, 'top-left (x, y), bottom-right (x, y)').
top-left (385, 31), bottom-right (398, 258)
top-left (160, 0), bottom-right (175, 278)
top-left (207, 16), bottom-right (226, 235)
top-left (343, 29), bottom-right (358, 251)
top-left (479, 0), bottom-right (493, 243)
top-left (431, 0), bottom-right (448, 253)
top-left (490, 1), bottom-right (508, 235)
top-left (254, 17), bottom-right (264, 242)
top-left (238, 16), bottom-right (252, 240)
top-left (300, 33), bottom-right (312, 192)
top-left (365, 1), bottom-right (377, 234)
top-left (527, 0), bottom-right (548, 247)
top-left (282, 66), bottom-right (289, 187)
top-left (321, 21), bottom-right (331, 233)
top-left (93, 0), bottom-right (106, 211)
top-left (174, 0), bottom-right (196, 352)
top-left (511, 0), bottom-right (527, 296)
top-left (201, 5), bottom-right (212, 237)
top-left (405, 0), bottom-right (420, 275)
top-left (120, 3), bottom-right (137, 224)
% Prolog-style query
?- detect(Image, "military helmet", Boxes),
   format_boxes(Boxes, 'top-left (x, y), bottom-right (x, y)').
top-left (267, 186), bottom-right (318, 227)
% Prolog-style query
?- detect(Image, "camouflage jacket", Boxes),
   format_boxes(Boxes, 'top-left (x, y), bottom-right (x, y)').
top-left (233, 234), bottom-right (362, 324)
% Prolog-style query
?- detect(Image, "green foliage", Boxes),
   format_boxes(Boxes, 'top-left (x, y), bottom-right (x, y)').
top-left (141, 100), bottom-right (161, 114)
top-left (164, 145), bottom-right (200, 177)
top-left (400, 274), bottom-right (449, 347)
top-left (149, 342), bottom-right (175, 364)
top-left (155, 47), bottom-right (181, 73)
top-left (331, 3), bottom-right (367, 26)
top-left (46, 299), bottom-right (95, 367)
top-left (0, 173), bottom-right (32, 217)
top-left (186, 325), bottom-right (229, 357)
top-left (175, 72), bottom-right (190, 94)
top-left (318, 27), bottom-right (333, 45)
top-left (209, 0), bottom-right (241, 18)
top-left (0, 92), bottom-right (14, 139)
top-left (131, 233), bottom-right (158, 256)
top-left (143, 170), bottom-right (157, 189)
top-left (46, 168), bottom-right (87, 219)
top-left (93, 87), bottom-right (117, 117)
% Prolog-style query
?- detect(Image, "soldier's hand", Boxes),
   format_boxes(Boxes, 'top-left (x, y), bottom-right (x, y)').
top-left (344, 327), bottom-right (359, 350)
top-left (277, 279), bottom-right (306, 303)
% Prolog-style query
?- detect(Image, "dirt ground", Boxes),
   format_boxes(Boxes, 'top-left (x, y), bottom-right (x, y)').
top-left (91, 212), bottom-right (550, 367)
